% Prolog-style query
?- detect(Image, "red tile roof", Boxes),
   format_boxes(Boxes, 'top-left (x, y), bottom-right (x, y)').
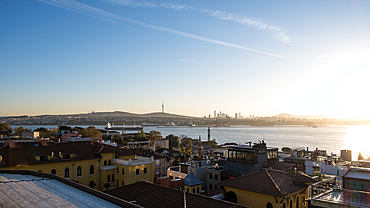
top-left (105, 181), bottom-right (248, 208)
top-left (218, 169), bottom-right (316, 197)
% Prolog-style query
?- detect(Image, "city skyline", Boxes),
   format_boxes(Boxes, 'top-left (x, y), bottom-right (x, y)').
top-left (1, 0), bottom-right (370, 118)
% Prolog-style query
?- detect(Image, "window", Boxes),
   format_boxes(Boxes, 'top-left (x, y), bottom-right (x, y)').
top-left (40, 156), bottom-right (47, 161)
top-left (122, 168), bottom-right (125, 175)
top-left (197, 187), bottom-right (199, 193)
top-left (112, 174), bottom-right (115, 182)
top-left (162, 167), bottom-right (165, 173)
top-left (266, 202), bottom-right (273, 208)
top-left (117, 168), bottom-right (119, 174)
top-left (90, 165), bottom-right (94, 175)
top-left (209, 184), bottom-right (213, 190)
top-left (187, 188), bottom-right (189, 192)
top-left (38, 170), bottom-right (42, 172)
top-left (209, 174), bottom-right (213, 180)
top-left (215, 185), bottom-right (218, 189)
top-left (162, 159), bottom-right (165, 164)
top-left (122, 181), bottom-right (125, 186)
top-left (136, 169), bottom-right (139, 175)
top-left (156, 159), bottom-right (160, 166)
top-left (77, 166), bottom-right (82, 176)
top-left (108, 160), bottom-right (111, 165)
top-left (51, 169), bottom-right (56, 175)
top-left (215, 175), bottom-right (218, 181)
top-left (283, 203), bottom-right (286, 208)
top-left (193, 188), bottom-right (195, 193)
top-left (64, 167), bottom-right (69, 178)
top-left (104, 160), bottom-right (107, 166)
top-left (144, 167), bottom-right (147, 174)
top-left (296, 197), bottom-right (300, 208)
top-left (107, 175), bottom-right (110, 182)
top-left (155, 168), bottom-right (160, 175)
top-left (290, 199), bottom-right (293, 208)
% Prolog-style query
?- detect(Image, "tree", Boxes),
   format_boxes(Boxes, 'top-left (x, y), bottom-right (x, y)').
top-left (148, 130), bottom-right (162, 141)
top-left (34, 127), bottom-right (52, 138)
top-left (134, 130), bottom-right (147, 141)
top-left (0, 123), bottom-right (12, 136)
top-left (112, 134), bottom-right (123, 144)
top-left (14, 126), bottom-right (30, 136)
top-left (180, 135), bottom-right (193, 155)
top-left (58, 125), bottom-right (72, 132)
top-left (358, 152), bottom-right (364, 161)
top-left (166, 134), bottom-right (179, 149)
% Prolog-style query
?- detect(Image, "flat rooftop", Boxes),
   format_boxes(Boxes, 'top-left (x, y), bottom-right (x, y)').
top-left (0, 173), bottom-right (121, 208)
top-left (311, 189), bottom-right (370, 207)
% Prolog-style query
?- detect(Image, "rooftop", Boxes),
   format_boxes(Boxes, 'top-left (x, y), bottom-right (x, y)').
top-left (218, 169), bottom-right (316, 197)
top-left (343, 167), bottom-right (370, 181)
top-left (105, 181), bottom-right (248, 208)
top-left (0, 141), bottom-right (139, 168)
top-left (311, 189), bottom-right (370, 207)
top-left (184, 172), bottom-right (202, 186)
top-left (0, 170), bottom-right (139, 208)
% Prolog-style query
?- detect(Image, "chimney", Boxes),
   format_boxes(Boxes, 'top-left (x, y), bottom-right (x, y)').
top-left (5, 140), bottom-right (16, 148)
top-left (41, 140), bottom-right (48, 146)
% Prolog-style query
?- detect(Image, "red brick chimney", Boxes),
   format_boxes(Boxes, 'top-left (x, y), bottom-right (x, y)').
top-left (5, 140), bottom-right (16, 148)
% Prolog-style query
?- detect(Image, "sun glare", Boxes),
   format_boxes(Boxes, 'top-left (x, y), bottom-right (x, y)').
top-left (333, 68), bottom-right (370, 119)
top-left (343, 125), bottom-right (370, 160)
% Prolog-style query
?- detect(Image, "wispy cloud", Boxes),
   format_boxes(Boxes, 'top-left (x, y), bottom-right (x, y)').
top-left (100, 0), bottom-right (290, 43)
top-left (36, 0), bottom-right (286, 58)
top-left (179, 59), bottom-right (205, 63)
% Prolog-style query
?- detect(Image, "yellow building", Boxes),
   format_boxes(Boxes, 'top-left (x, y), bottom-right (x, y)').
top-left (218, 169), bottom-right (317, 208)
top-left (0, 140), bottom-right (154, 191)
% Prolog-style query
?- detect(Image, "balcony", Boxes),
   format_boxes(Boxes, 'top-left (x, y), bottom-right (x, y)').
top-left (113, 156), bottom-right (153, 166)
top-left (100, 165), bottom-right (117, 170)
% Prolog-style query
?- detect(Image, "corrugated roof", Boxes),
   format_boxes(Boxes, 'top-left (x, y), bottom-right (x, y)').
top-left (343, 167), bottom-right (370, 181)
top-left (0, 173), bottom-right (121, 208)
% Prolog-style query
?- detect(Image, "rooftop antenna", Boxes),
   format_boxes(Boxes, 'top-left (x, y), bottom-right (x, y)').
top-left (162, 99), bottom-right (164, 113)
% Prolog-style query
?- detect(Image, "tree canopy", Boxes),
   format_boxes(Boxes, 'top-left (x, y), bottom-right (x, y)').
top-left (14, 126), bottom-right (30, 136)
top-left (166, 134), bottom-right (179, 149)
top-left (134, 130), bottom-right (148, 141)
top-left (0, 123), bottom-right (12, 136)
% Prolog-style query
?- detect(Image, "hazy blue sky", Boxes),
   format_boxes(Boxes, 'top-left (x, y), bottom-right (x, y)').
top-left (1, 0), bottom-right (370, 118)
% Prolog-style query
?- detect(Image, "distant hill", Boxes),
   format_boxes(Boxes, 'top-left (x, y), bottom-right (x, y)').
top-left (273, 113), bottom-right (295, 118)
top-left (86, 111), bottom-right (194, 119)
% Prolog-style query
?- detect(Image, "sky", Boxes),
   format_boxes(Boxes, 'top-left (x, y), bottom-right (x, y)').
top-left (1, 0), bottom-right (370, 118)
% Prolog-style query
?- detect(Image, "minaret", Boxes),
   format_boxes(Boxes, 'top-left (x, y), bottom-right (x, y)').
top-left (198, 135), bottom-right (203, 157)
top-left (162, 99), bottom-right (164, 113)
top-left (208, 127), bottom-right (211, 141)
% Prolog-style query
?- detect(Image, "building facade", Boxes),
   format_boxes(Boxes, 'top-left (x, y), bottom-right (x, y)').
top-left (0, 140), bottom-right (154, 191)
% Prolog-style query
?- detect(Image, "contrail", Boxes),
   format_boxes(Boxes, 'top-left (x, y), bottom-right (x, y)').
top-left (101, 0), bottom-right (291, 43)
top-left (36, 0), bottom-right (287, 58)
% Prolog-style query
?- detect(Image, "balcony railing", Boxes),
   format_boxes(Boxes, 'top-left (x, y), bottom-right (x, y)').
top-left (113, 157), bottom-right (153, 166)
top-left (100, 165), bottom-right (117, 170)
